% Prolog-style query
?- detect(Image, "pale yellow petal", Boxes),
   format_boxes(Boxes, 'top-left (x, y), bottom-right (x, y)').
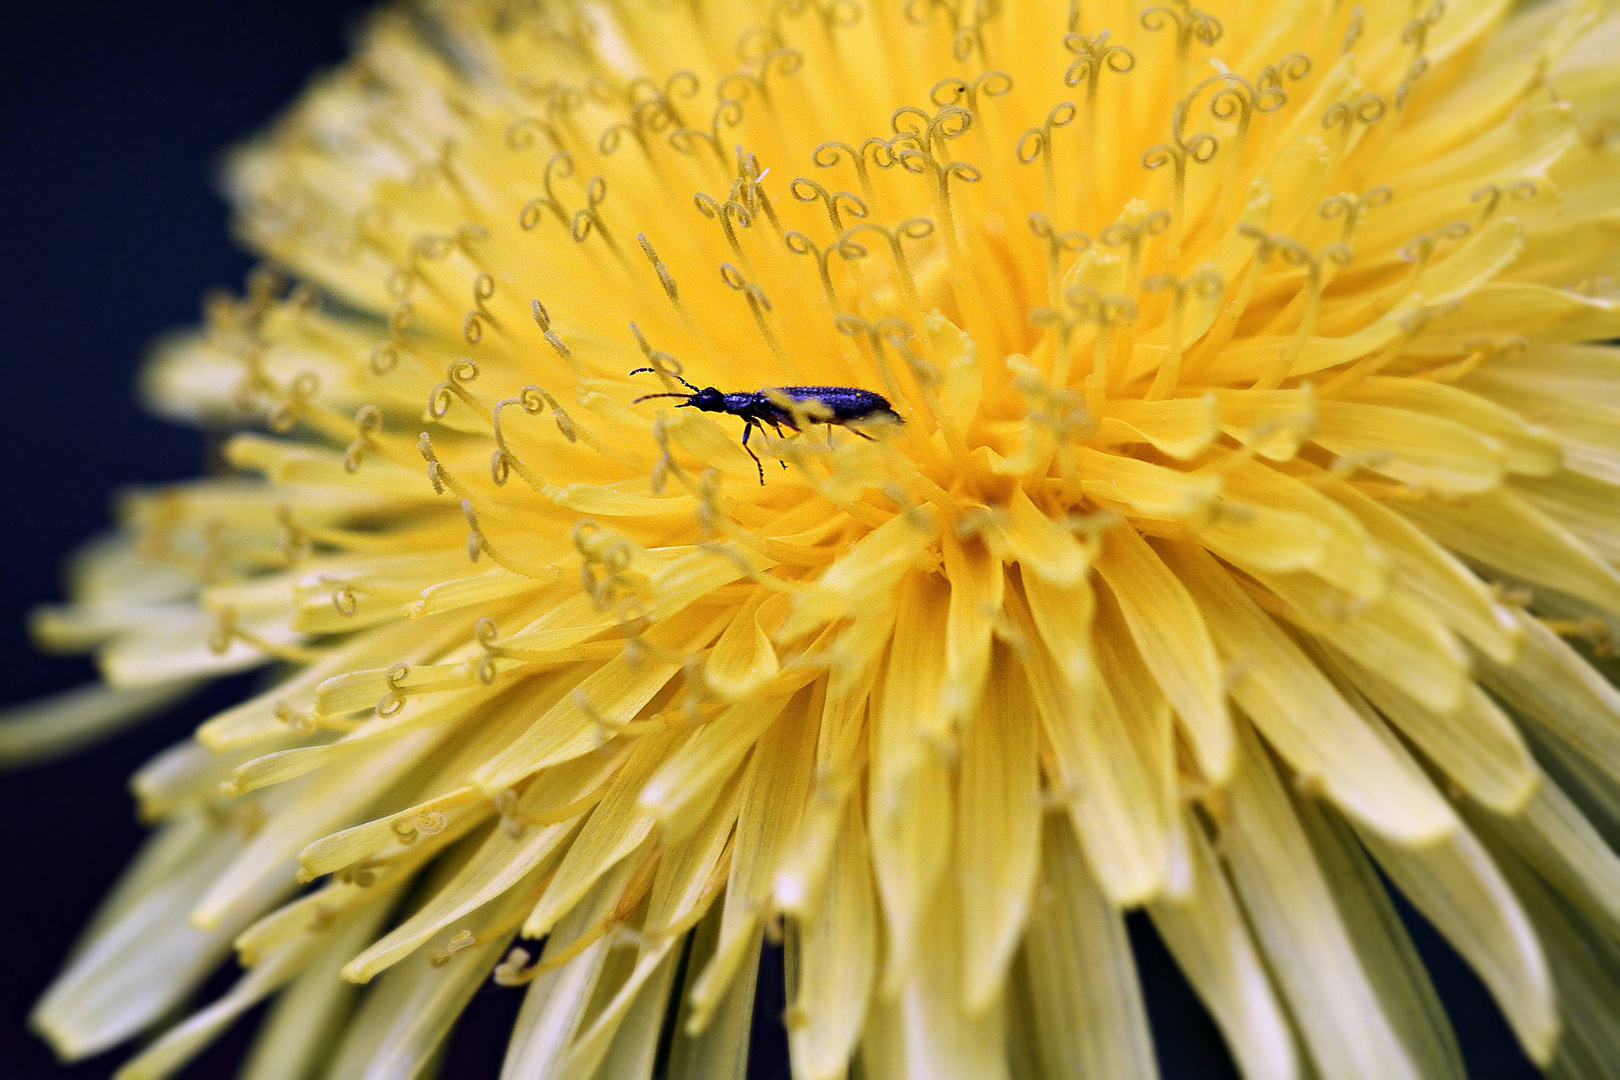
top-left (1475, 612), bottom-right (1620, 783)
top-left (873, 857), bottom-right (1010, 1080)
top-left (499, 889), bottom-right (620, 1080)
top-left (1360, 812), bottom-right (1557, 1064)
top-left (687, 700), bottom-right (819, 1029)
top-left (1147, 813), bottom-right (1297, 1080)
top-left (1020, 565), bottom-right (1094, 691)
top-left (115, 896), bottom-right (392, 1080)
top-left (1483, 769), bottom-right (1620, 947)
top-left (1490, 845), bottom-right (1620, 1078)
top-left (997, 486), bottom-right (1093, 585)
top-left (0, 680), bottom-right (199, 766)
top-left (342, 816), bottom-right (575, 982)
top-left (1513, 469), bottom-right (1620, 565)
top-left (1313, 399), bottom-right (1505, 495)
top-left (192, 728), bottom-right (442, 929)
top-left (667, 907), bottom-right (759, 1080)
top-left (1023, 816), bottom-right (1157, 1080)
top-left (787, 797), bottom-right (878, 1080)
top-left (524, 729), bottom-right (681, 938)
top-left (474, 604), bottom-right (731, 792)
top-left (638, 674), bottom-right (817, 840)
top-left (1223, 721), bottom-right (1424, 1080)
top-left (32, 813), bottom-right (291, 1060)
top-left (643, 767), bottom-right (743, 937)
top-left (319, 881), bottom-right (528, 1080)
top-left (1346, 377), bottom-right (1562, 478)
top-left (558, 944), bottom-right (678, 1080)
top-left (239, 910), bottom-right (374, 1080)
top-left (1294, 799), bottom-right (1467, 1080)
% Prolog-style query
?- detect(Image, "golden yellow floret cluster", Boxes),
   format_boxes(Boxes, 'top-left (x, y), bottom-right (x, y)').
top-left (12, 0), bottom-right (1620, 1077)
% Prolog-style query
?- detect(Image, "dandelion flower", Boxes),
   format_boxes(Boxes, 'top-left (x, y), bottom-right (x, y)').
top-left (14, 0), bottom-right (1620, 1076)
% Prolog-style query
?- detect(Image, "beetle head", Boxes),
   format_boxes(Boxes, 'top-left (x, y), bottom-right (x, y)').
top-left (680, 387), bottom-right (726, 412)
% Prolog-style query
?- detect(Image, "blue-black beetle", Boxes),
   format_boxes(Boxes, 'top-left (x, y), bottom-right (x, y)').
top-left (630, 368), bottom-right (902, 483)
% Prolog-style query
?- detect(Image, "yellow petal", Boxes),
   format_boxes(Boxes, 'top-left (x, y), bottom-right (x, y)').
top-left (1323, 650), bottom-right (1537, 814)
top-left (1096, 395), bottom-right (1222, 460)
top-left (1095, 528), bottom-right (1232, 782)
top-left (523, 729), bottom-right (681, 938)
top-left (868, 730), bottom-right (953, 993)
top-left (1323, 481), bottom-right (1520, 663)
top-left (1396, 487), bottom-right (1620, 618)
top-left (872, 572), bottom-right (953, 801)
top-left (780, 509), bottom-right (937, 638)
top-left (1164, 541), bottom-right (1455, 845)
top-left (1008, 580), bottom-right (1166, 905)
top-left (957, 642), bottom-right (1041, 1012)
top-left (1221, 460), bottom-right (1387, 601)
top-left (940, 530), bottom-right (1002, 722)
top-left (996, 486), bottom-right (1093, 586)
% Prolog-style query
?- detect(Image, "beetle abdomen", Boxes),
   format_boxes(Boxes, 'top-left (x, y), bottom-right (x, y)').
top-left (776, 386), bottom-right (900, 422)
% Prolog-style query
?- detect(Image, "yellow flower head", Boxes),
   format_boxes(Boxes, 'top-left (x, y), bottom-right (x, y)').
top-left (14, 0), bottom-right (1620, 1076)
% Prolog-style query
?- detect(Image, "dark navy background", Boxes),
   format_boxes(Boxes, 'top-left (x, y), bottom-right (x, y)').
top-left (0, 2), bottom-right (1543, 1077)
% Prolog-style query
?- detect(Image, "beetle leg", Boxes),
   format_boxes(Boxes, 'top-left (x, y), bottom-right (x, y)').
top-left (762, 419), bottom-right (789, 470)
top-left (741, 422), bottom-right (766, 485)
top-left (850, 427), bottom-right (876, 441)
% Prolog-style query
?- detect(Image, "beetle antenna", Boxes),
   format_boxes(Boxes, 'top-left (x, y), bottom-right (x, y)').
top-left (633, 391), bottom-right (697, 404)
top-left (629, 367), bottom-right (700, 393)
